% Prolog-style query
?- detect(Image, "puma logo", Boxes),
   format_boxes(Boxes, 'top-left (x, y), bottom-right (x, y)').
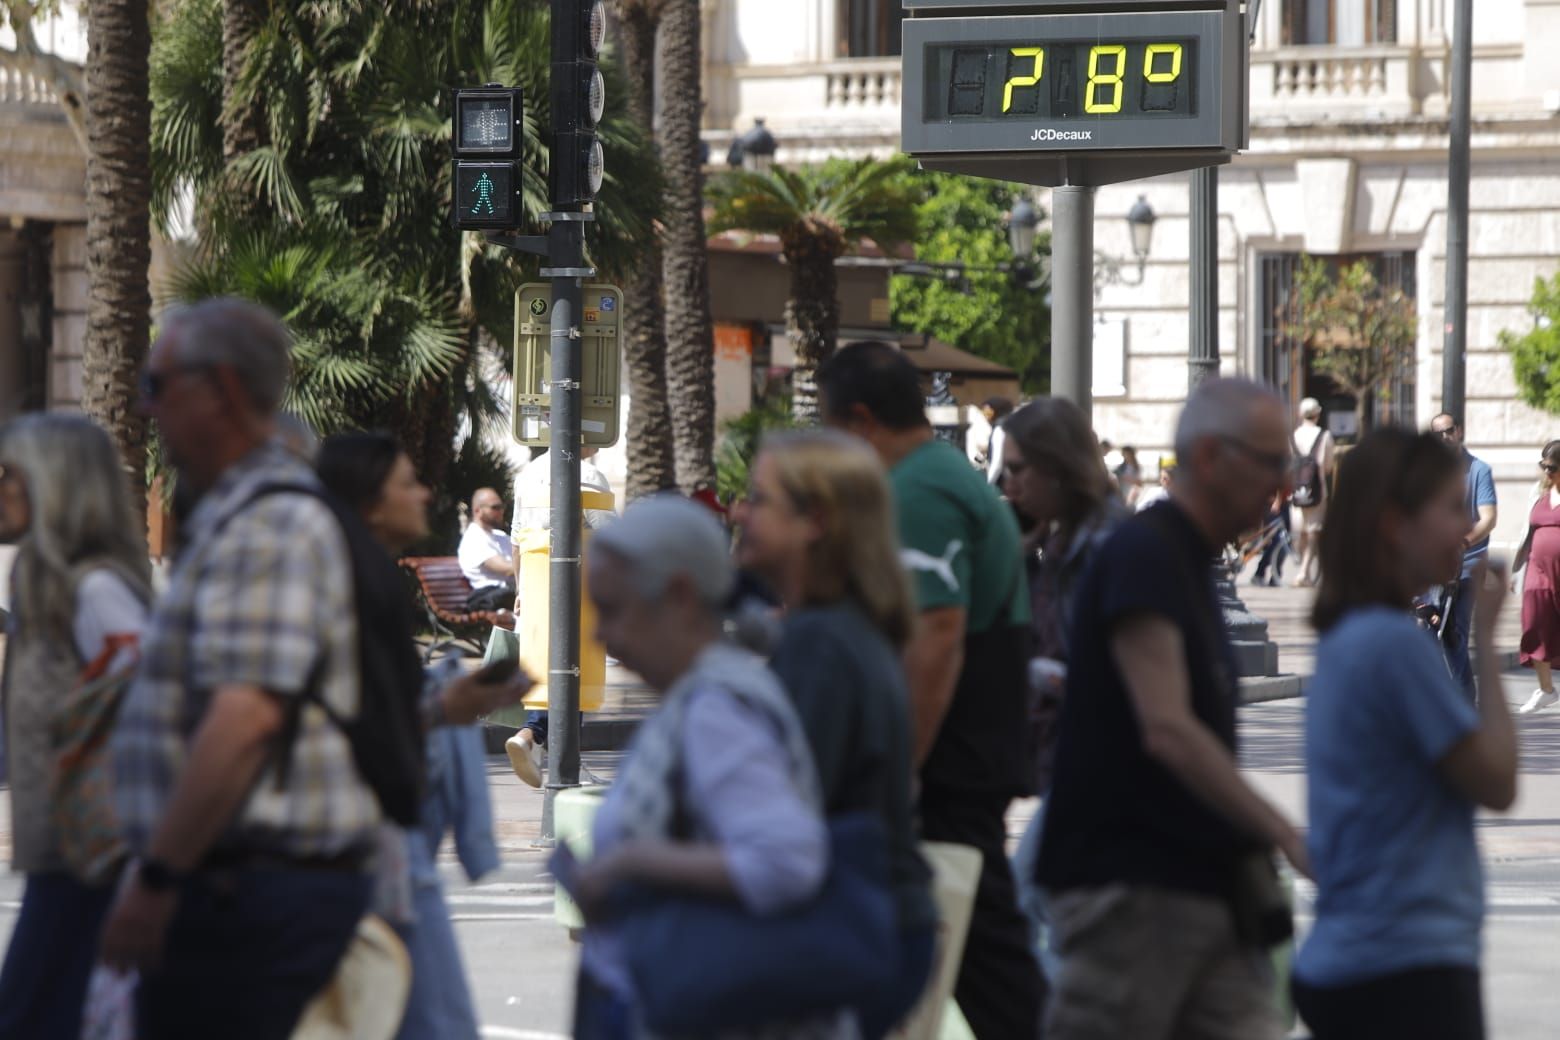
top-left (902, 540), bottom-right (963, 593)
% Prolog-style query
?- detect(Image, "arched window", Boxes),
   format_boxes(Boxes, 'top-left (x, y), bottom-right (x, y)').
top-left (842, 0), bottom-right (904, 58)
top-left (1282, 0), bottom-right (1396, 46)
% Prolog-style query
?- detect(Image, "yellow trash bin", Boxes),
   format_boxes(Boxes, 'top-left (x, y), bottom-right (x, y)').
top-left (514, 488), bottom-right (615, 714)
top-left (552, 785), bottom-right (606, 931)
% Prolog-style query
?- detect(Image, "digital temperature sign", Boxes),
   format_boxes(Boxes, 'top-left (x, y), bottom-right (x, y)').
top-left (902, 1), bottom-right (1248, 187)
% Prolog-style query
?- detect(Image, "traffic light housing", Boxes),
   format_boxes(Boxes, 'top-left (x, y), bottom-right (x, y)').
top-left (551, 0), bottom-right (607, 206)
top-left (451, 85), bottom-right (524, 229)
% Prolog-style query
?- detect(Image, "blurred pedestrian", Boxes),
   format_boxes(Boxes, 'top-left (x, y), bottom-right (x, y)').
top-left (1513, 439), bottom-right (1560, 713)
top-left (572, 496), bottom-right (844, 1037)
top-left (1430, 413), bottom-right (1499, 699)
top-left (103, 299), bottom-right (382, 1039)
top-left (317, 431), bottom-right (530, 1040)
top-left (459, 487), bottom-right (516, 612)
top-left (818, 342), bottom-right (1042, 1039)
top-left (1252, 490), bottom-right (1291, 588)
top-left (1134, 455), bottom-right (1176, 513)
top-left (980, 396), bottom-right (1015, 485)
top-left (997, 397), bottom-right (1124, 978)
top-left (1295, 428), bottom-right (1517, 1039)
top-left (734, 430), bottom-right (937, 1037)
top-left (1114, 445), bottom-right (1143, 506)
top-left (0, 414), bottom-right (152, 1039)
top-left (1039, 379), bottom-right (1309, 1040)
top-left (1290, 397), bottom-right (1334, 587)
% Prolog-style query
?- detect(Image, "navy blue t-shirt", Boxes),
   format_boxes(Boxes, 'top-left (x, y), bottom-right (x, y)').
top-left (1037, 501), bottom-right (1255, 900)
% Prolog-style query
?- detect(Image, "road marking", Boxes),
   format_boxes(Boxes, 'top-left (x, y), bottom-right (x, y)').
top-left (480, 1028), bottom-right (569, 1040)
top-left (451, 912), bottom-right (556, 922)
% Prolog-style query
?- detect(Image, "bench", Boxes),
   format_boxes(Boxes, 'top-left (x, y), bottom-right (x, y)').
top-left (399, 556), bottom-right (516, 657)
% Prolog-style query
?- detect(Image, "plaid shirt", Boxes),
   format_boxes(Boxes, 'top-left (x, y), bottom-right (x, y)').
top-left (114, 442), bottom-right (381, 859)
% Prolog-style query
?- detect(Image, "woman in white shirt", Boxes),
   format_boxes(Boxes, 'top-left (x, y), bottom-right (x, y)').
top-left (0, 414), bottom-right (152, 1038)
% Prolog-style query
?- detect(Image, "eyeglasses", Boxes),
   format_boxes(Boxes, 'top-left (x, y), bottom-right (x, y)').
top-left (138, 364), bottom-right (212, 403)
top-left (1542, 463), bottom-right (1558, 475)
top-left (1217, 436), bottom-right (1290, 475)
top-left (1433, 426), bottom-right (1459, 440)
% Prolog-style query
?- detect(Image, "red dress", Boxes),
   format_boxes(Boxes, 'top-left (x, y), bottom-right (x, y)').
top-left (1521, 493), bottom-right (1560, 665)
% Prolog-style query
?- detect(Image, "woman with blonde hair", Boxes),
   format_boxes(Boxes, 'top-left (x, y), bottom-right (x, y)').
top-left (734, 430), bottom-right (936, 1038)
top-left (0, 413), bottom-right (152, 1037)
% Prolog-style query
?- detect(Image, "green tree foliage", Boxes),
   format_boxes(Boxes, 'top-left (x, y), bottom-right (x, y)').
top-left (1284, 255), bottom-right (1416, 435)
top-left (888, 166), bottom-right (1050, 394)
top-left (1500, 271), bottom-right (1560, 415)
top-left (150, 0), bottom-right (658, 494)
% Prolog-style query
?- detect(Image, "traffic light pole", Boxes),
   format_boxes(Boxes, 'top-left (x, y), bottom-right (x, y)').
top-left (541, 215), bottom-right (589, 843)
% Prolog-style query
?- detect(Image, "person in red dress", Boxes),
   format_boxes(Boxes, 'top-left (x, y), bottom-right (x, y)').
top-left (1514, 440), bottom-right (1560, 713)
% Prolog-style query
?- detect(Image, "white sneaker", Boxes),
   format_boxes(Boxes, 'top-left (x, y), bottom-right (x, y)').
top-left (506, 732), bottom-right (545, 787)
top-left (1518, 689), bottom-right (1558, 715)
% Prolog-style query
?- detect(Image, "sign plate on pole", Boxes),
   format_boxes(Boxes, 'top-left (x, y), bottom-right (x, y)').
top-left (512, 283), bottom-right (624, 448)
top-left (902, 0), bottom-right (1248, 187)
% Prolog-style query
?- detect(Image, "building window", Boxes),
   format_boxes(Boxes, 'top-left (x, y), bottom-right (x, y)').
top-left (1258, 251), bottom-right (1416, 438)
top-left (842, 0), bottom-right (903, 58)
top-left (1281, 0), bottom-right (1397, 46)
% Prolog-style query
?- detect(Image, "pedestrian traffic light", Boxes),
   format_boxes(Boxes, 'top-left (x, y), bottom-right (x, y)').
top-left (451, 85), bottom-right (525, 229)
top-left (551, 0), bottom-right (607, 206)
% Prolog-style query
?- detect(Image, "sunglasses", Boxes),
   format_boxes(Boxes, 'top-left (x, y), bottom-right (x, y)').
top-left (1217, 436), bottom-right (1290, 475)
top-left (1433, 427), bottom-right (1459, 440)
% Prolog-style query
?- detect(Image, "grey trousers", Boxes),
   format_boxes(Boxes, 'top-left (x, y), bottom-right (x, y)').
top-left (1045, 884), bottom-right (1282, 1040)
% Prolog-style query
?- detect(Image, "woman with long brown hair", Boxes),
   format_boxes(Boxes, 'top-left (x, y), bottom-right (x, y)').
top-left (1512, 438), bottom-right (1560, 713)
top-left (733, 430), bottom-right (936, 1038)
top-left (1295, 428), bottom-right (1518, 1039)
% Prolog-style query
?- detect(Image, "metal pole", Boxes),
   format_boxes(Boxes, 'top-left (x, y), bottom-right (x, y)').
top-left (1051, 185), bottom-right (1095, 419)
top-left (1189, 166), bottom-right (1220, 390)
top-left (541, 218), bottom-right (584, 843)
top-left (1442, 0), bottom-right (1473, 424)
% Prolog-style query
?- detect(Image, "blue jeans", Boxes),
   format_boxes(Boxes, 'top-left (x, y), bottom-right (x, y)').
top-left (524, 710), bottom-right (548, 747)
top-left (0, 871), bottom-right (114, 1040)
top-left (136, 866), bottom-right (371, 1040)
top-left (395, 831), bottom-right (481, 1040)
top-left (1442, 575), bottom-right (1477, 701)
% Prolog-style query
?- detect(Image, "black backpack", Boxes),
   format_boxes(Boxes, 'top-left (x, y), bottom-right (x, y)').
top-left (216, 483), bottom-right (426, 826)
top-left (1291, 432), bottom-right (1324, 509)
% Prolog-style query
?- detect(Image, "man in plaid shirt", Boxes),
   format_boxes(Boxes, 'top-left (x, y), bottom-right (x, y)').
top-left (101, 299), bottom-right (379, 1039)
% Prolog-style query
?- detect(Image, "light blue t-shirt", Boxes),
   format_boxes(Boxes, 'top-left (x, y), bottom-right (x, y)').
top-left (1295, 607), bottom-right (1483, 987)
top-left (1462, 452), bottom-right (1497, 577)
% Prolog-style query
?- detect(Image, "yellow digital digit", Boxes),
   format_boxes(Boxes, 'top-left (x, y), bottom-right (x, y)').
top-left (1002, 47), bottom-right (1045, 113)
top-left (1085, 45), bottom-right (1127, 114)
top-left (1144, 43), bottom-right (1184, 83)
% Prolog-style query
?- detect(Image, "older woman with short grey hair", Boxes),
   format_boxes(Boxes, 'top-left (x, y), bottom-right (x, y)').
top-left (570, 495), bottom-right (841, 1038)
top-left (0, 413), bottom-right (152, 1037)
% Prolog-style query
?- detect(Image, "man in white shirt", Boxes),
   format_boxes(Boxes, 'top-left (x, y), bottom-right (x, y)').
top-left (1289, 397), bottom-right (1335, 588)
top-left (458, 488), bottom-right (515, 611)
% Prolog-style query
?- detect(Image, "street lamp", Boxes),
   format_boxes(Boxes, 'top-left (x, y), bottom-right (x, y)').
top-left (727, 117), bottom-right (779, 172)
top-left (1002, 194), bottom-right (1157, 293)
top-left (1007, 197), bottom-right (1040, 259)
top-left (1127, 194), bottom-right (1157, 261)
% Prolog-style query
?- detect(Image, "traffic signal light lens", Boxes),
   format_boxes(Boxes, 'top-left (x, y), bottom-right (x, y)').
top-left (586, 137), bottom-right (605, 196)
top-left (587, 1), bottom-right (607, 58)
top-left (587, 67), bottom-right (606, 127)
top-left (459, 96), bottom-right (514, 151)
top-left (455, 163), bottom-right (515, 225)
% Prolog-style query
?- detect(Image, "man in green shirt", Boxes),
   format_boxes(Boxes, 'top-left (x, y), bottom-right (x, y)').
top-left (818, 342), bottom-right (1042, 1039)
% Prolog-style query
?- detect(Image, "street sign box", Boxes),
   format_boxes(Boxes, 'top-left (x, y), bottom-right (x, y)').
top-left (512, 283), bottom-right (623, 448)
top-left (902, 0), bottom-right (1248, 187)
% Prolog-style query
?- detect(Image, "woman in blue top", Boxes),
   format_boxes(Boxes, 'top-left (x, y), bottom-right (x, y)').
top-left (1296, 428), bottom-right (1519, 1040)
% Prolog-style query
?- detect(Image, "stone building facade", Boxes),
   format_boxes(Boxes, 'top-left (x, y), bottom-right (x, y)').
top-left (703, 0), bottom-right (1560, 550)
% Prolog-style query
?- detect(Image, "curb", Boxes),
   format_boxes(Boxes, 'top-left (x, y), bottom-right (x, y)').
top-left (1239, 675), bottom-right (1304, 703)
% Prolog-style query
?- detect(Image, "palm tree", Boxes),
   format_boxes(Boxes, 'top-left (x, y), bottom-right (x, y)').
top-left (658, 0), bottom-right (716, 490)
top-left (611, 0), bottom-right (676, 501)
top-left (84, 0), bottom-right (154, 518)
top-left (220, 0), bottom-right (264, 162)
top-left (708, 159), bottom-right (923, 423)
top-left (150, 0), bottom-right (659, 492)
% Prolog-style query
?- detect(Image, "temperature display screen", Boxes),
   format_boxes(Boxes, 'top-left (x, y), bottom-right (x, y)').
top-left (458, 96), bottom-right (514, 151)
top-left (925, 38), bottom-right (1198, 122)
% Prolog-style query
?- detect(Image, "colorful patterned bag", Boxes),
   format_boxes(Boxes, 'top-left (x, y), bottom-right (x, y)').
top-left (50, 635), bottom-right (139, 885)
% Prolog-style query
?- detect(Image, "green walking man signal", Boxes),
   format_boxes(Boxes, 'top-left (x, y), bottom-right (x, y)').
top-left (470, 171), bottom-right (497, 215)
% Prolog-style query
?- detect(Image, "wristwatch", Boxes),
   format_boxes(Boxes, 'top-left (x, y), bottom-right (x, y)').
top-left (137, 858), bottom-right (186, 893)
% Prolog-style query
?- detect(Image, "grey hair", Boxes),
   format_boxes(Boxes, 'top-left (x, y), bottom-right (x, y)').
top-left (1174, 378), bottom-right (1284, 465)
top-left (160, 297), bottom-right (292, 416)
top-left (0, 413), bottom-right (151, 639)
top-left (1299, 397), bottom-right (1323, 420)
top-left (591, 494), bottom-right (733, 610)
